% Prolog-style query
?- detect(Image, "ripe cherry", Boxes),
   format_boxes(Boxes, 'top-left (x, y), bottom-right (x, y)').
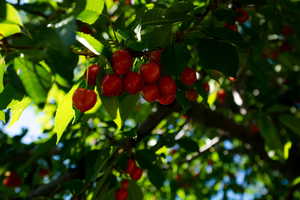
top-left (112, 50), bottom-right (133, 75)
top-left (250, 124), bottom-right (260, 134)
top-left (281, 25), bottom-right (294, 36)
top-left (72, 88), bottom-right (97, 112)
top-left (121, 180), bottom-right (129, 189)
top-left (101, 74), bottom-right (123, 96)
top-left (130, 167), bottom-right (143, 180)
top-left (79, 25), bottom-right (93, 34)
top-left (158, 94), bottom-right (176, 105)
top-left (159, 76), bottom-right (177, 96)
top-left (279, 41), bottom-right (293, 52)
top-left (224, 23), bottom-right (237, 32)
top-left (39, 169), bottom-right (49, 177)
top-left (235, 8), bottom-right (249, 23)
top-left (202, 82), bottom-right (210, 92)
top-left (3, 171), bottom-right (22, 188)
top-left (217, 89), bottom-right (226, 104)
top-left (140, 63), bottom-right (161, 83)
top-left (150, 49), bottom-right (163, 64)
top-left (185, 89), bottom-right (198, 101)
top-left (126, 159), bottom-right (137, 174)
top-left (124, 72), bottom-right (143, 94)
top-left (228, 77), bottom-right (237, 82)
top-left (115, 188), bottom-right (128, 200)
top-left (142, 84), bottom-right (160, 102)
top-left (180, 68), bottom-right (197, 86)
top-left (86, 64), bottom-right (101, 86)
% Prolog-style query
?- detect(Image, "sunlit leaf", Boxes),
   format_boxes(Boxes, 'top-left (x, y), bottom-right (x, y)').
top-left (54, 85), bottom-right (77, 144)
top-left (0, 55), bottom-right (5, 93)
top-left (7, 96), bottom-right (31, 127)
top-left (77, 0), bottom-right (104, 24)
top-left (76, 32), bottom-right (103, 55)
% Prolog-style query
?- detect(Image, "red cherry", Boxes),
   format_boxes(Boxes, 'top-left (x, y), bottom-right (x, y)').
top-left (3, 172), bottom-right (22, 188)
top-left (217, 89), bottom-right (226, 104)
top-left (130, 167), bottom-right (143, 180)
top-left (159, 76), bottom-right (177, 96)
top-left (185, 89), bottom-right (198, 101)
top-left (115, 188), bottom-right (128, 200)
top-left (181, 68), bottom-right (197, 86)
top-left (72, 88), bottom-right (97, 112)
top-left (125, 0), bottom-right (131, 5)
top-left (202, 82), bottom-right (210, 92)
top-left (142, 84), bottom-right (160, 102)
top-left (86, 64), bottom-right (101, 86)
top-left (207, 159), bottom-right (214, 166)
top-left (235, 8), bottom-right (249, 23)
top-left (281, 25), bottom-right (294, 36)
top-left (224, 23), bottom-right (238, 32)
top-left (228, 77), bottom-right (237, 82)
top-left (140, 63), bottom-right (161, 83)
top-left (150, 49), bottom-right (163, 64)
top-left (158, 94), bottom-right (176, 105)
top-left (279, 41), bottom-right (293, 52)
top-left (79, 25), bottom-right (93, 34)
top-left (39, 169), bottom-right (49, 177)
top-left (112, 50), bottom-right (133, 75)
top-left (124, 72), bottom-right (143, 94)
top-left (101, 74), bottom-right (123, 96)
top-left (126, 159), bottom-right (137, 174)
top-left (121, 180), bottom-right (129, 189)
top-left (250, 124), bottom-right (260, 134)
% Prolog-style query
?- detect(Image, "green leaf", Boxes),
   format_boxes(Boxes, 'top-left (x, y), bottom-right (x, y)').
top-left (136, 149), bottom-right (156, 169)
top-left (161, 43), bottom-right (190, 76)
top-left (100, 96), bottom-right (119, 119)
top-left (128, 181), bottom-right (144, 200)
top-left (257, 114), bottom-right (283, 158)
top-left (0, 55), bottom-right (5, 94)
top-left (0, 3), bottom-right (23, 25)
top-left (119, 94), bottom-right (139, 120)
top-left (177, 137), bottom-right (199, 152)
top-left (14, 57), bottom-right (51, 104)
top-left (76, 0), bottom-right (104, 24)
top-left (148, 166), bottom-right (166, 189)
top-left (197, 39), bottom-right (239, 77)
top-left (0, 3), bottom-right (22, 39)
top-left (279, 115), bottom-right (300, 136)
top-left (0, 110), bottom-right (5, 122)
top-left (113, 108), bottom-right (122, 130)
top-left (76, 32), bottom-right (104, 55)
top-left (0, 23), bottom-right (21, 39)
top-left (7, 97), bottom-right (31, 127)
top-left (54, 85), bottom-right (77, 144)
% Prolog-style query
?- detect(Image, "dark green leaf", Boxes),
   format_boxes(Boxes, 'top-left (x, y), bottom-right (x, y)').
top-left (177, 137), bottom-right (199, 152)
top-left (148, 166), bottom-right (166, 189)
top-left (279, 115), bottom-right (300, 136)
top-left (128, 181), bottom-right (144, 200)
top-left (197, 39), bottom-right (239, 77)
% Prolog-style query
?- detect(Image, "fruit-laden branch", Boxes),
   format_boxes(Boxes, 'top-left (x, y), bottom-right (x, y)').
top-left (28, 101), bottom-right (286, 198)
top-left (27, 104), bottom-right (175, 198)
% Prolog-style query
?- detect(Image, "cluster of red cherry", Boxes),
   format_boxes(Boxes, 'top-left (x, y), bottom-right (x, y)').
top-left (224, 7), bottom-right (249, 32)
top-left (115, 159), bottom-right (143, 200)
top-left (72, 49), bottom-right (202, 113)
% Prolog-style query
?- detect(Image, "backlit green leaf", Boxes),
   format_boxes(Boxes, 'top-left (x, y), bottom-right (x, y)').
top-left (0, 55), bottom-right (5, 94)
top-left (54, 85), bottom-right (77, 144)
top-left (7, 96), bottom-right (31, 127)
top-left (77, 0), bottom-right (104, 24)
top-left (76, 32), bottom-right (104, 55)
